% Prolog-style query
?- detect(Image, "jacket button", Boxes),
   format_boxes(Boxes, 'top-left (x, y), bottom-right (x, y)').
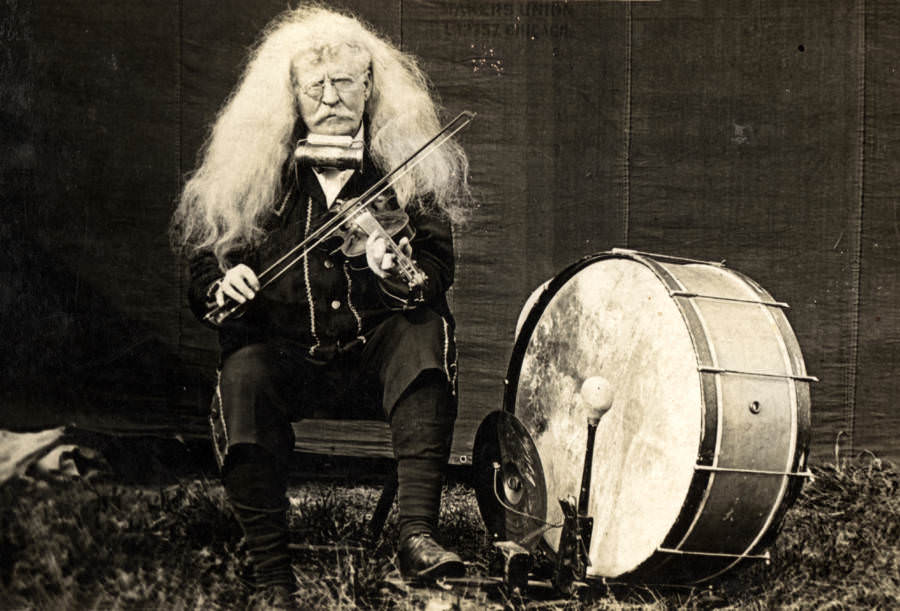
top-left (330, 300), bottom-right (341, 310)
top-left (324, 259), bottom-right (334, 269)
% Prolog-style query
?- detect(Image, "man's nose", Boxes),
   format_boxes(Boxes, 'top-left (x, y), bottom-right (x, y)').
top-left (321, 79), bottom-right (340, 105)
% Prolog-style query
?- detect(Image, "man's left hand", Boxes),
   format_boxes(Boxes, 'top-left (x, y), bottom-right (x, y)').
top-left (366, 234), bottom-right (412, 279)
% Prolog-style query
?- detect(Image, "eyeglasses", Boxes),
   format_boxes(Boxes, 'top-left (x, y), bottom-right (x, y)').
top-left (298, 74), bottom-right (366, 101)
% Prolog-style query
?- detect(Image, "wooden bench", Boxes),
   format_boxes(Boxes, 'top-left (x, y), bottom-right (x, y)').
top-left (291, 419), bottom-right (392, 458)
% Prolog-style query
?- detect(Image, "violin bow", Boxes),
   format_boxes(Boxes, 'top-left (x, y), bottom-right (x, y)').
top-left (204, 110), bottom-right (476, 325)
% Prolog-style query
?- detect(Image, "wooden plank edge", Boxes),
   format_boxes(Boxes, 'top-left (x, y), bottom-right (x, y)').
top-left (291, 420), bottom-right (472, 464)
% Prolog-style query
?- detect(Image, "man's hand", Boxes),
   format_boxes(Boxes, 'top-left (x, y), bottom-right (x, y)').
top-left (365, 234), bottom-right (412, 279)
top-left (215, 264), bottom-right (260, 306)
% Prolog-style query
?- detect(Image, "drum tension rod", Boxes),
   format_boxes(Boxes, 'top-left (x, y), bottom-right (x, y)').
top-left (611, 248), bottom-right (726, 267)
top-left (698, 365), bottom-right (819, 383)
top-left (656, 547), bottom-right (771, 563)
top-left (694, 464), bottom-right (814, 479)
top-left (669, 291), bottom-right (790, 309)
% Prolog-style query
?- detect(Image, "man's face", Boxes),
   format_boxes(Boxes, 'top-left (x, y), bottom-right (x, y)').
top-left (293, 45), bottom-right (371, 137)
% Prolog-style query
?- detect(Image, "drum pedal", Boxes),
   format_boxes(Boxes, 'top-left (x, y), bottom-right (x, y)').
top-left (553, 497), bottom-right (593, 595)
top-left (491, 540), bottom-right (532, 593)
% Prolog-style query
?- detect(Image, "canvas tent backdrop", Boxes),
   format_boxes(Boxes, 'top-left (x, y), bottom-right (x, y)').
top-left (2, 0), bottom-right (897, 464)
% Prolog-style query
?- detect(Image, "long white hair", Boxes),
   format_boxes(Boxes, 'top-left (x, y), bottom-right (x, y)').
top-left (171, 3), bottom-right (471, 264)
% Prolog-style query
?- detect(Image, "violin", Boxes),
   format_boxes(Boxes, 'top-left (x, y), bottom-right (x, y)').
top-left (332, 201), bottom-right (427, 298)
top-left (204, 111), bottom-right (475, 325)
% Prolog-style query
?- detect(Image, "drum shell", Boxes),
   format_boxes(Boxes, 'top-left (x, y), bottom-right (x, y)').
top-left (504, 250), bottom-right (812, 584)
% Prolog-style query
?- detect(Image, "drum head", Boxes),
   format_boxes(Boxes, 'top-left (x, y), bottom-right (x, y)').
top-left (508, 257), bottom-right (703, 577)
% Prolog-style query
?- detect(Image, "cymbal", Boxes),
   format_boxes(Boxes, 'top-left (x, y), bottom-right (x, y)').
top-left (472, 410), bottom-right (547, 550)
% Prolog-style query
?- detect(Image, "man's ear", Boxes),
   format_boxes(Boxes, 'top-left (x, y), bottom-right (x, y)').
top-left (364, 68), bottom-right (373, 100)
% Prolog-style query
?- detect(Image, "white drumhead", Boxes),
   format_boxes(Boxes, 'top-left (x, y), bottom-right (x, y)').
top-left (512, 258), bottom-right (702, 577)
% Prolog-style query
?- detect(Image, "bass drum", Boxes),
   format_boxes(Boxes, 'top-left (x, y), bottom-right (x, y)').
top-left (505, 249), bottom-right (812, 583)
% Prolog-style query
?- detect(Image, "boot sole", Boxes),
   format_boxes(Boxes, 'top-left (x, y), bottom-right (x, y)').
top-left (408, 558), bottom-right (466, 581)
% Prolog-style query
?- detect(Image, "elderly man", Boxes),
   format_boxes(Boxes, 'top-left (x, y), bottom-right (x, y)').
top-left (170, 5), bottom-right (471, 598)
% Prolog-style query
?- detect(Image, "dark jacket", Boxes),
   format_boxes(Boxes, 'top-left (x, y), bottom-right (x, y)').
top-left (187, 152), bottom-right (455, 359)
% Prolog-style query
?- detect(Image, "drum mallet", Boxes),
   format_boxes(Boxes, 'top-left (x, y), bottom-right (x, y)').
top-left (578, 376), bottom-right (614, 515)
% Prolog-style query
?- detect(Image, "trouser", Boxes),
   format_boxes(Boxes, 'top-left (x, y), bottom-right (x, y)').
top-left (210, 308), bottom-right (458, 587)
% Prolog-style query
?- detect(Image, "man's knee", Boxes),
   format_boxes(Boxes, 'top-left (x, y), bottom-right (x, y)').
top-left (216, 344), bottom-right (296, 463)
top-left (371, 309), bottom-right (457, 413)
top-left (376, 308), bottom-right (448, 351)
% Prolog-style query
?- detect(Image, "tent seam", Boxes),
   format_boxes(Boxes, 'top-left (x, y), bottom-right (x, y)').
top-left (847, 0), bottom-right (866, 457)
top-left (623, 1), bottom-right (633, 247)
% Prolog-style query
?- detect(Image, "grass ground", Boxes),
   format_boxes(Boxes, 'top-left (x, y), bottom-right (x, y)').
top-left (0, 438), bottom-right (897, 609)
